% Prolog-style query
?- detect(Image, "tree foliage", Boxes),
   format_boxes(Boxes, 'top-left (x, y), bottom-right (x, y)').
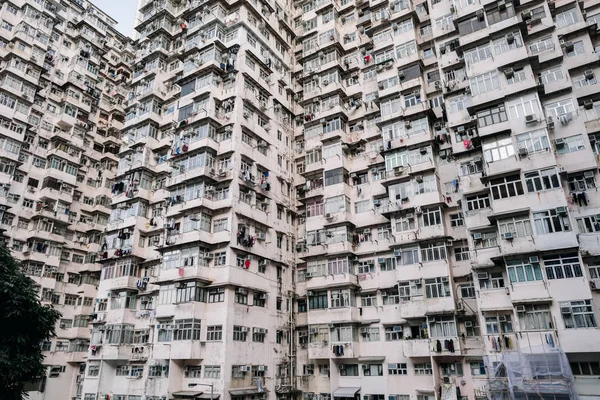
top-left (0, 244), bottom-right (61, 400)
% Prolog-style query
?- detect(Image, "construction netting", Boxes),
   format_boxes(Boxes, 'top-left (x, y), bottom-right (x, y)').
top-left (482, 346), bottom-right (577, 400)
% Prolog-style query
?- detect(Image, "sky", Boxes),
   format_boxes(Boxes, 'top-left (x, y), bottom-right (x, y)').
top-left (94, 0), bottom-right (138, 37)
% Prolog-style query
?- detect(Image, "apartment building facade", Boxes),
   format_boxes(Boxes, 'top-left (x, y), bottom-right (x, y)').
top-left (1, 0), bottom-right (600, 400)
top-left (78, 0), bottom-right (298, 400)
top-left (0, 0), bottom-right (133, 399)
top-left (294, 0), bottom-right (600, 400)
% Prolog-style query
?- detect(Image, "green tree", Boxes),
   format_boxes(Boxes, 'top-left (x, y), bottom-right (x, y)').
top-left (0, 244), bottom-right (61, 400)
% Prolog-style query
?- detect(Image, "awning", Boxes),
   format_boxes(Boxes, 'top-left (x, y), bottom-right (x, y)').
top-left (358, 356), bottom-right (385, 362)
top-left (199, 394), bottom-right (220, 399)
top-left (228, 388), bottom-right (269, 396)
top-left (172, 391), bottom-right (203, 398)
top-left (333, 387), bottom-right (360, 398)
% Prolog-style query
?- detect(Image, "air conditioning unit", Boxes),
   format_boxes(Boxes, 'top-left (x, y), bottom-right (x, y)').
top-left (411, 279), bottom-right (422, 286)
top-left (516, 305), bottom-right (527, 312)
top-left (555, 138), bottom-right (565, 146)
top-left (325, 213), bottom-right (333, 220)
top-left (305, 272), bottom-right (313, 278)
top-left (498, 315), bottom-right (507, 322)
top-left (561, 41), bottom-right (574, 51)
top-left (584, 171), bottom-right (595, 179)
top-left (236, 288), bottom-right (248, 295)
top-left (584, 70), bottom-right (595, 80)
top-left (502, 232), bottom-right (514, 240)
top-left (394, 166), bottom-right (404, 176)
top-left (556, 206), bottom-right (567, 215)
top-left (529, 256), bottom-right (539, 264)
top-left (518, 147), bottom-right (528, 156)
top-left (258, 365), bottom-right (267, 371)
top-left (256, 232), bottom-right (266, 240)
top-left (525, 115), bottom-right (537, 124)
top-left (240, 366), bottom-right (251, 372)
top-left (415, 175), bottom-right (423, 183)
top-left (560, 305), bottom-right (572, 314)
top-left (584, 99), bottom-right (594, 110)
top-left (473, 233), bottom-right (482, 240)
top-left (504, 68), bottom-right (514, 78)
top-left (464, 321), bottom-right (473, 328)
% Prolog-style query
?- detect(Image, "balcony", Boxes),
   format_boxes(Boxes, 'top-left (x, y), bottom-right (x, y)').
top-left (478, 288), bottom-right (513, 312)
top-left (308, 342), bottom-right (333, 359)
top-left (402, 339), bottom-right (431, 357)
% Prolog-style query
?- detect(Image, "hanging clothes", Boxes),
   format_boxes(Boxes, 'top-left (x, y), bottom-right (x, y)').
top-left (448, 339), bottom-right (455, 353)
top-left (436, 340), bottom-right (442, 352)
top-left (504, 336), bottom-right (510, 349)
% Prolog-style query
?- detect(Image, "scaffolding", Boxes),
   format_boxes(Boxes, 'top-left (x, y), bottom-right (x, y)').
top-left (481, 346), bottom-right (577, 400)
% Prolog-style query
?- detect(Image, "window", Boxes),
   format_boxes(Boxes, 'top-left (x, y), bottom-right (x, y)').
top-left (206, 325), bottom-right (222, 341)
top-left (331, 289), bottom-right (353, 308)
top-left (507, 259), bottom-right (543, 283)
top-left (539, 66), bottom-right (564, 85)
top-left (570, 361), bottom-right (600, 376)
top-left (425, 277), bottom-right (450, 298)
top-left (470, 72), bottom-right (499, 96)
top-left (507, 95), bottom-right (541, 119)
top-left (233, 326), bottom-right (248, 341)
top-left (253, 292), bottom-right (266, 307)
top-left (474, 232), bottom-right (497, 249)
top-left (577, 215), bottom-right (600, 233)
top-left (460, 284), bottom-right (475, 299)
top-left (173, 319), bottom-right (202, 341)
top-left (414, 363), bottom-right (433, 375)
top-left (360, 292), bottom-right (377, 307)
top-left (516, 129), bottom-right (550, 154)
top-left (466, 194), bottom-right (490, 211)
top-left (543, 253), bottom-right (582, 280)
top-left (533, 209), bottom-right (571, 235)
top-left (485, 315), bottom-right (513, 334)
top-left (204, 365), bottom-right (221, 378)
top-left (498, 215), bottom-right (532, 238)
top-left (525, 168), bottom-right (560, 192)
top-left (429, 316), bottom-right (457, 337)
top-left (556, 8), bottom-right (579, 28)
top-left (339, 364), bottom-right (359, 376)
top-left (556, 134), bottom-right (585, 156)
top-left (185, 366), bottom-right (202, 378)
top-left (252, 327), bottom-right (267, 342)
top-left (362, 364), bottom-right (383, 376)
top-left (454, 246), bottom-right (470, 262)
top-left (490, 175), bottom-right (524, 200)
top-left (116, 365), bottom-right (130, 376)
top-left (517, 304), bottom-right (552, 331)
top-left (235, 288), bottom-right (248, 304)
top-left (309, 291), bottom-right (328, 309)
top-left (470, 362), bottom-right (486, 376)
top-left (479, 272), bottom-right (505, 289)
top-left (560, 300), bottom-right (597, 329)
top-left (208, 288), bottom-right (224, 302)
top-left (384, 326), bottom-right (403, 341)
top-left (568, 172), bottom-right (596, 191)
top-left (421, 208), bottom-right (441, 227)
top-left (483, 137), bottom-right (514, 162)
top-left (88, 365), bottom-right (100, 376)
top-left (388, 363), bottom-right (407, 375)
top-left (546, 98), bottom-right (576, 119)
top-left (361, 327), bottom-right (380, 341)
top-left (420, 242), bottom-right (446, 262)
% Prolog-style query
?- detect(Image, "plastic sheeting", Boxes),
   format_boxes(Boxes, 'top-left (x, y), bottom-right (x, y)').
top-left (482, 346), bottom-right (577, 400)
